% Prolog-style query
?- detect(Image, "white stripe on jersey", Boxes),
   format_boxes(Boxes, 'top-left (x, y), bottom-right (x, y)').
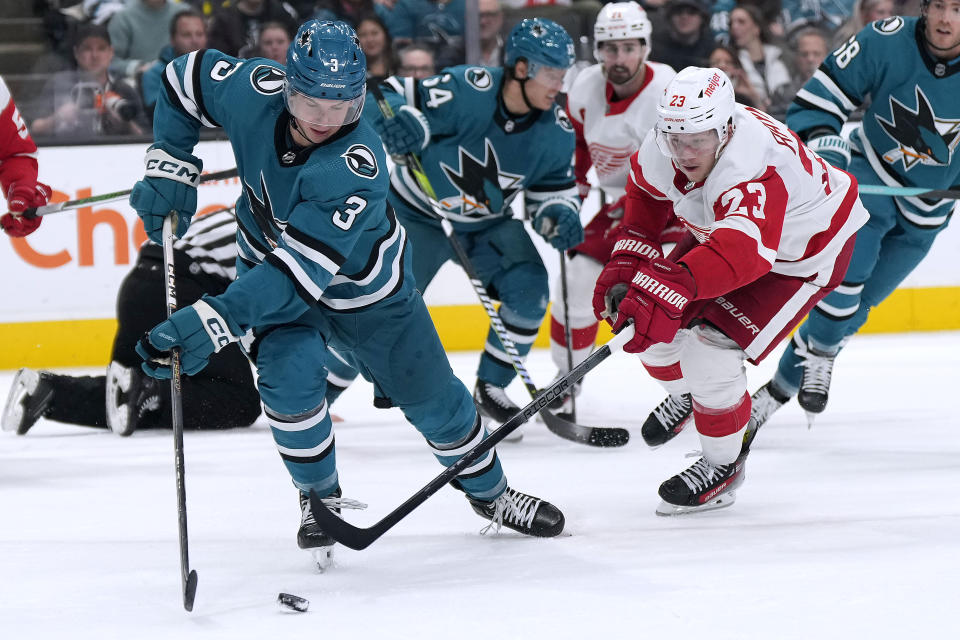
top-left (716, 215), bottom-right (777, 266)
top-left (271, 247), bottom-right (325, 300)
top-left (329, 215), bottom-right (403, 287)
top-left (812, 70), bottom-right (857, 113)
top-left (281, 231), bottom-right (342, 276)
top-left (795, 87), bottom-right (847, 121)
top-left (165, 52), bottom-right (216, 128)
top-left (321, 224), bottom-right (407, 310)
top-left (0, 77), bottom-right (10, 108)
top-left (268, 401), bottom-right (329, 432)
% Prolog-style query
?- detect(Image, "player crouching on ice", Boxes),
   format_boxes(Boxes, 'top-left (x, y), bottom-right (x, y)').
top-left (129, 19), bottom-right (565, 570)
top-left (593, 67), bottom-right (868, 515)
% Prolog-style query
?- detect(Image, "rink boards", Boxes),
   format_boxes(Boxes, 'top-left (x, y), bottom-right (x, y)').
top-left (2, 139), bottom-right (958, 369)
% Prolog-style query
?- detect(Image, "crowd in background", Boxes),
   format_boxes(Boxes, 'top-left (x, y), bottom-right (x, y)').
top-left (8, 0), bottom-right (922, 143)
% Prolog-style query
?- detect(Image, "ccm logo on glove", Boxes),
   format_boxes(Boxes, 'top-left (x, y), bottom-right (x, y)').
top-left (144, 147), bottom-right (201, 186)
top-left (612, 238), bottom-right (661, 260)
top-left (630, 271), bottom-right (689, 310)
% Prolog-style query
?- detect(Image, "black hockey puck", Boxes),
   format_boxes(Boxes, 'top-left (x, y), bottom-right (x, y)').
top-left (277, 592), bottom-right (309, 612)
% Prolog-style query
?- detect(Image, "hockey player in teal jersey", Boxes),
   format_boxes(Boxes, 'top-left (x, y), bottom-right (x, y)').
top-left (128, 20), bottom-right (565, 569)
top-left (329, 18), bottom-right (584, 433)
top-left (751, 3), bottom-right (960, 427)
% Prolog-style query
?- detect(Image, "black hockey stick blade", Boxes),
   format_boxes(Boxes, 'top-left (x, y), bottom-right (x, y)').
top-left (183, 569), bottom-right (198, 612)
top-left (539, 408), bottom-right (629, 447)
top-left (308, 326), bottom-right (635, 550)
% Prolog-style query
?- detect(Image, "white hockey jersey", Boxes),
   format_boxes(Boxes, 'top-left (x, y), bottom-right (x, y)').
top-left (567, 62), bottom-right (675, 199)
top-left (626, 104), bottom-right (868, 298)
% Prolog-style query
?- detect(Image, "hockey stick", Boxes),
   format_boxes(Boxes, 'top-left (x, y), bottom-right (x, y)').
top-left (557, 251), bottom-right (577, 421)
top-left (309, 324), bottom-right (635, 550)
top-left (22, 167), bottom-right (239, 218)
top-left (370, 83), bottom-right (627, 447)
top-left (162, 214), bottom-right (198, 612)
top-left (858, 184), bottom-right (960, 199)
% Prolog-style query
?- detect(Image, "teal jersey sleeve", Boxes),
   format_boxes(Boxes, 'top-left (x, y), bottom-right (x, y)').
top-left (523, 105), bottom-right (579, 218)
top-left (787, 19), bottom-right (894, 137)
top-left (153, 48), bottom-right (244, 153)
top-left (365, 66), bottom-right (502, 139)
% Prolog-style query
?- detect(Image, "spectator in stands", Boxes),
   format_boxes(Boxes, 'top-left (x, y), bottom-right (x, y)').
top-left (649, 0), bottom-right (716, 70)
top-left (30, 24), bottom-right (147, 138)
top-left (247, 21), bottom-right (294, 62)
top-left (141, 10), bottom-right (208, 116)
top-left (386, 0), bottom-right (466, 68)
top-left (728, 3), bottom-right (793, 119)
top-left (479, 0), bottom-right (504, 66)
top-left (397, 42), bottom-right (437, 78)
top-left (832, 0), bottom-right (894, 47)
top-left (107, 0), bottom-right (190, 80)
top-left (500, 0), bottom-right (572, 6)
top-left (312, 0), bottom-right (389, 25)
top-left (357, 14), bottom-right (397, 81)
top-left (792, 26), bottom-right (830, 84)
top-left (207, 0), bottom-right (299, 57)
top-left (708, 44), bottom-right (765, 106)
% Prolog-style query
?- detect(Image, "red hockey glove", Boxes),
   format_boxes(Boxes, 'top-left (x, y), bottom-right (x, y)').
top-left (611, 258), bottom-right (696, 354)
top-left (592, 226), bottom-right (663, 322)
top-left (2, 182), bottom-right (51, 237)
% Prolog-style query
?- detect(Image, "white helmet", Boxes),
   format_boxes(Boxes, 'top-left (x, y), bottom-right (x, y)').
top-left (594, 1), bottom-right (651, 43)
top-left (655, 66), bottom-right (736, 159)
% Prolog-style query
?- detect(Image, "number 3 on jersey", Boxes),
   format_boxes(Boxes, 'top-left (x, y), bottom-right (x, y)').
top-left (333, 195), bottom-right (367, 230)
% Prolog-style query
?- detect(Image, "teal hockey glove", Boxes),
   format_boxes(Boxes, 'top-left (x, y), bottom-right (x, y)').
top-left (376, 105), bottom-right (431, 156)
top-left (534, 203), bottom-right (584, 250)
top-left (129, 143), bottom-right (203, 244)
top-left (136, 297), bottom-right (242, 378)
top-left (807, 134), bottom-right (850, 171)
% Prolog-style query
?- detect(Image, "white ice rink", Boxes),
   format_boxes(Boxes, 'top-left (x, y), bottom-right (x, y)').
top-left (2, 331), bottom-right (958, 639)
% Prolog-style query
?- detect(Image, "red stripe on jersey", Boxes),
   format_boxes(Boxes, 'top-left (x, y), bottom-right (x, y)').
top-left (605, 63), bottom-right (656, 116)
top-left (692, 392), bottom-right (752, 438)
top-left (643, 361), bottom-right (684, 382)
top-left (571, 113), bottom-right (591, 188)
top-left (550, 317), bottom-right (599, 350)
top-left (799, 171), bottom-right (859, 264)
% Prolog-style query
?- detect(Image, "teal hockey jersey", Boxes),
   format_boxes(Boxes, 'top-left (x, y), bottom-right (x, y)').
top-left (366, 66), bottom-right (579, 233)
top-left (789, 16), bottom-right (960, 227)
top-left (155, 49), bottom-right (406, 328)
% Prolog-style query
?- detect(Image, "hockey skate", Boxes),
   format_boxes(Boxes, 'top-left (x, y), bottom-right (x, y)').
top-left (655, 420), bottom-right (759, 516)
top-left (467, 486), bottom-right (565, 537)
top-left (641, 393), bottom-right (693, 447)
top-left (105, 362), bottom-right (161, 436)
top-left (798, 347), bottom-right (836, 422)
top-left (2, 368), bottom-right (54, 435)
top-left (474, 381), bottom-right (523, 442)
top-left (750, 381), bottom-right (789, 428)
top-left (297, 487), bottom-right (366, 571)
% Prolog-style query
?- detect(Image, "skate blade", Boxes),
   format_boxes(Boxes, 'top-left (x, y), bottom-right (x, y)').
top-left (655, 491), bottom-right (737, 516)
top-left (804, 411), bottom-right (817, 429)
top-left (308, 546), bottom-right (335, 572)
top-left (2, 369), bottom-right (38, 433)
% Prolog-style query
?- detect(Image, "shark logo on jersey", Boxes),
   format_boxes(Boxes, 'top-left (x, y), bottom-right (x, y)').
top-left (243, 173), bottom-right (284, 247)
top-left (554, 106), bottom-right (573, 133)
top-left (341, 144), bottom-right (379, 179)
top-left (251, 65), bottom-right (286, 95)
top-left (872, 16), bottom-right (904, 34)
top-left (440, 139), bottom-right (523, 217)
top-left (465, 67), bottom-right (492, 91)
top-left (877, 86), bottom-right (960, 170)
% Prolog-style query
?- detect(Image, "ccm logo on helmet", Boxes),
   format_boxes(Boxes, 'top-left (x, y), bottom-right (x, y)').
top-left (704, 72), bottom-right (722, 97)
top-left (631, 272), bottom-right (689, 309)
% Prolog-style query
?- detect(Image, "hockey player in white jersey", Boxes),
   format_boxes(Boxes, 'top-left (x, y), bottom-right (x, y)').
top-left (592, 67), bottom-right (868, 514)
top-left (546, 2), bottom-right (676, 418)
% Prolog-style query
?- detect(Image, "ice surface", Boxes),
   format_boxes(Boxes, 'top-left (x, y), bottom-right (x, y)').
top-left (1, 332), bottom-right (958, 639)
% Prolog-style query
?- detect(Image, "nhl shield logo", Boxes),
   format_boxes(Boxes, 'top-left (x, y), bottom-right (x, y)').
top-left (341, 144), bottom-right (379, 179)
top-left (250, 64), bottom-right (286, 95)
